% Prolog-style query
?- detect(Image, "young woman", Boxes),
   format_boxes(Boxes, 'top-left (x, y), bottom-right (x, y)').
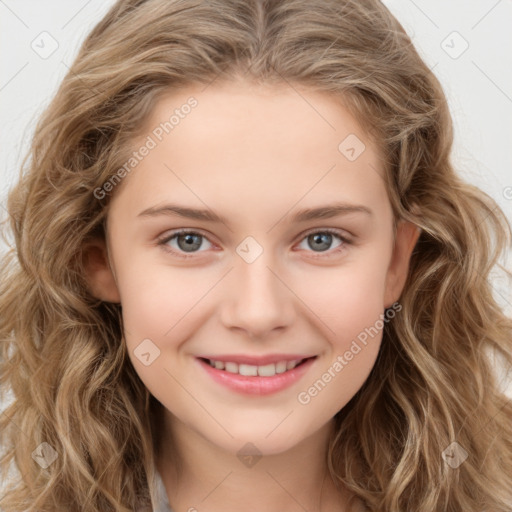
top-left (1, 1), bottom-right (511, 511)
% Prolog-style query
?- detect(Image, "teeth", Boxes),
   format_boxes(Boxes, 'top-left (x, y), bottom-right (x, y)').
top-left (286, 360), bottom-right (297, 370)
top-left (239, 364), bottom-right (258, 376)
top-left (225, 362), bottom-right (238, 373)
top-left (275, 361), bottom-right (287, 374)
top-left (207, 358), bottom-right (306, 376)
top-left (257, 363), bottom-right (276, 377)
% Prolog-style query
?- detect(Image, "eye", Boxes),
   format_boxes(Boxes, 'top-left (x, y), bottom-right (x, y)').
top-left (156, 227), bottom-right (352, 259)
top-left (157, 229), bottom-right (213, 258)
top-left (296, 228), bottom-right (351, 256)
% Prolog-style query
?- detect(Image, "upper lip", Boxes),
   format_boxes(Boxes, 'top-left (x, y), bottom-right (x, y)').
top-left (198, 354), bottom-right (317, 366)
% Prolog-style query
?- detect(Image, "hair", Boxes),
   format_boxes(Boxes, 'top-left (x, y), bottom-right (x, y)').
top-left (1, 0), bottom-right (511, 510)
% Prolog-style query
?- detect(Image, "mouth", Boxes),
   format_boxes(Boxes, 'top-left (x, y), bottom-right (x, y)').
top-left (197, 356), bottom-right (316, 377)
top-left (196, 356), bottom-right (318, 396)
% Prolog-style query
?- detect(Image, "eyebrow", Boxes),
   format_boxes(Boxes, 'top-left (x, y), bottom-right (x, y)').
top-left (137, 202), bottom-right (373, 224)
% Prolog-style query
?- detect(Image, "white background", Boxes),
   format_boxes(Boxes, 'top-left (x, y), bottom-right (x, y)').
top-left (1, 1), bottom-right (511, 411)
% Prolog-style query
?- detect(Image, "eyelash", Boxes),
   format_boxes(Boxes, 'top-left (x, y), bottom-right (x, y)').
top-left (156, 228), bottom-right (353, 260)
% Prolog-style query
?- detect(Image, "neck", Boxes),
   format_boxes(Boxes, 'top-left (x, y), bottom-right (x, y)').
top-left (154, 412), bottom-right (357, 512)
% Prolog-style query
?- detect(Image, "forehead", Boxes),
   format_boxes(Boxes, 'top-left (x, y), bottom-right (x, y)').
top-left (141, 79), bottom-right (374, 165)
top-left (110, 80), bottom-right (389, 224)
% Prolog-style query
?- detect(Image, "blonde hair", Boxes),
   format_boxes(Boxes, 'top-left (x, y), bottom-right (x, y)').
top-left (1, 0), bottom-right (512, 510)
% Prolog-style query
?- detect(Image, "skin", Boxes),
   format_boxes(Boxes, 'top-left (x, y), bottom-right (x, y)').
top-left (83, 78), bottom-right (420, 512)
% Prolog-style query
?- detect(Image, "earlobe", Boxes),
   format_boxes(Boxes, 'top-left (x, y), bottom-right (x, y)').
top-left (81, 237), bottom-right (121, 303)
top-left (383, 220), bottom-right (421, 308)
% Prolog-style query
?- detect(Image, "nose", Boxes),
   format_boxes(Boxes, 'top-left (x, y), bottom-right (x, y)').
top-left (219, 252), bottom-right (295, 339)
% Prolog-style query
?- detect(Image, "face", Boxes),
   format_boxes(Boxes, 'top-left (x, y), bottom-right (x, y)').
top-left (85, 79), bottom-right (419, 457)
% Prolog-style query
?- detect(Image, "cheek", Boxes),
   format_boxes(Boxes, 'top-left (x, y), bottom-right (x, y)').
top-left (333, 269), bottom-right (387, 340)
top-left (114, 247), bottom-right (204, 336)
top-left (117, 258), bottom-right (222, 393)
top-left (296, 251), bottom-right (389, 340)
top-left (118, 265), bottom-right (199, 400)
top-left (119, 276), bottom-right (177, 338)
top-left (291, 254), bottom-right (388, 413)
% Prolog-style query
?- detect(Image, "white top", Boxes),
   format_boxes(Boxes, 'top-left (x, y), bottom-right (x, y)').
top-left (151, 468), bottom-right (174, 512)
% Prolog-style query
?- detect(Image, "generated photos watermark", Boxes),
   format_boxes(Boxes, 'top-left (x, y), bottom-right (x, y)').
top-left (297, 301), bottom-right (402, 405)
top-left (93, 96), bottom-right (198, 200)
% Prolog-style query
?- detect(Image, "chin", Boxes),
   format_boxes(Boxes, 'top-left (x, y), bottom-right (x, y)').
top-left (215, 430), bottom-right (307, 459)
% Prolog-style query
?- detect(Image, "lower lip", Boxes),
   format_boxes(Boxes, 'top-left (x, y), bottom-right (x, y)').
top-left (196, 357), bottom-right (317, 396)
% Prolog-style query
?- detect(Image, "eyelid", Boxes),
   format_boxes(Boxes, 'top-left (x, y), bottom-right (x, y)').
top-left (298, 226), bottom-right (353, 242)
top-left (156, 228), bottom-right (217, 258)
top-left (293, 227), bottom-right (352, 258)
top-left (156, 226), bottom-right (353, 258)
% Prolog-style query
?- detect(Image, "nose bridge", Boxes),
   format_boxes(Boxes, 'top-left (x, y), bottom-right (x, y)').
top-left (220, 241), bottom-right (293, 336)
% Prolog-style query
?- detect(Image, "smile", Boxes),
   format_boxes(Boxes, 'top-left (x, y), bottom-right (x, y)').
top-left (196, 356), bottom-right (317, 395)
top-left (201, 357), bottom-right (309, 376)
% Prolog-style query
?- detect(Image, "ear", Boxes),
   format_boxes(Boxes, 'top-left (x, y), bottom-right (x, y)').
top-left (81, 237), bottom-right (121, 303)
top-left (383, 220), bottom-right (421, 308)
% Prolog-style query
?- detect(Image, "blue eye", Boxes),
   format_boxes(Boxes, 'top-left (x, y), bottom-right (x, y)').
top-left (156, 228), bottom-right (351, 259)
top-left (158, 230), bottom-right (213, 257)
top-left (298, 230), bottom-right (346, 253)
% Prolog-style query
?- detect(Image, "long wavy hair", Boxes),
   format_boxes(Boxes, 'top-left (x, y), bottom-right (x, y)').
top-left (1, 0), bottom-right (511, 510)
